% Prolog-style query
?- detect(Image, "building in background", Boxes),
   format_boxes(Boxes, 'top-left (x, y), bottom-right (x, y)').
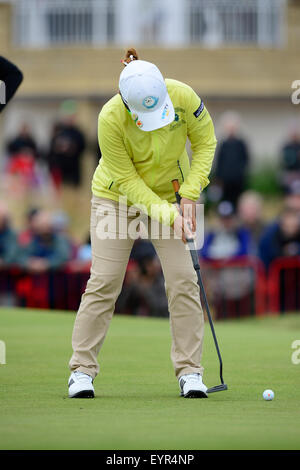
top-left (10, 0), bottom-right (286, 49)
top-left (0, 0), bottom-right (299, 165)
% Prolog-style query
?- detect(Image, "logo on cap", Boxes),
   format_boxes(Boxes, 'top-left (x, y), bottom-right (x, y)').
top-left (161, 103), bottom-right (170, 120)
top-left (142, 96), bottom-right (159, 109)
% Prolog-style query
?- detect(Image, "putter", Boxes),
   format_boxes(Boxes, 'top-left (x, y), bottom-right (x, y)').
top-left (172, 180), bottom-right (228, 394)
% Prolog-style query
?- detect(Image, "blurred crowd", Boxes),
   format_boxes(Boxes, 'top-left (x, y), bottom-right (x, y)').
top-left (1, 100), bottom-right (100, 195)
top-left (1, 182), bottom-right (300, 315)
top-left (1, 109), bottom-right (300, 316)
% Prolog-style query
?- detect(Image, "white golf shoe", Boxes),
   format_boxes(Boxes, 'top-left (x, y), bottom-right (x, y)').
top-left (68, 371), bottom-right (95, 398)
top-left (179, 373), bottom-right (208, 398)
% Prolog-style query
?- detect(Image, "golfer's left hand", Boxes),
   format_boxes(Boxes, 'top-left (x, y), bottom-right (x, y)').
top-left (180, 198), bottom-right (196, 233)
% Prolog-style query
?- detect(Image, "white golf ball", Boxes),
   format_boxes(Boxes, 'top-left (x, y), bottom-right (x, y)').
top-left (263, 389), bottom-right (274, 401)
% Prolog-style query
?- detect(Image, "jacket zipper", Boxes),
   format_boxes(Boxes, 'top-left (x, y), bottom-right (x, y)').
top-left (151, 133), bottom-right (160, 187)
top-left (177, 160), bottom-right (184, 182)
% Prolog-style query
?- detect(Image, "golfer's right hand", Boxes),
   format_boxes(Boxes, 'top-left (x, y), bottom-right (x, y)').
top-left (173, 214), bottom-right (195, 244)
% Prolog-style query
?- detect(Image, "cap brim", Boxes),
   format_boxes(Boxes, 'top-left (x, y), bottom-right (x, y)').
top-left (131, 93), bottom-right (175, 132)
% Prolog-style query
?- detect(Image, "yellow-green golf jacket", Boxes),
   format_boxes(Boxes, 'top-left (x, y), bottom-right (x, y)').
top-left (92, 79), bottom-right (217, 226)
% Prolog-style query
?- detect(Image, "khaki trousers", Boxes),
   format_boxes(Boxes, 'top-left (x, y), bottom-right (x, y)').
top-left (69, 196), bottom-right (204, 379)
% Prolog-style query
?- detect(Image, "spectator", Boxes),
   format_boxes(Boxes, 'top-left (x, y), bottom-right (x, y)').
top-left (47, 100), bottom-right (86, 188)
top-left (118, 251), bottom-right (169, 317)
top-left (200, 201), bottom-right (254, 318)
top-left (5, 126), bottom-right (47, 194)
top-left (77, 234), bottom-right (92, 262)
top-left (0, 202), bottom-right (19, 266)
top-left (18, 207), bottom-right (41, 246)
top-left (214, 112), bottom-right (250, 207)
top-left (238, 191), bottom-right (265, 252)
top-left (280, 123), bottom-right (300, 191)
top-left (136, 255), bottom-right (169, 317)
top-left (20, 210), bottom-right (71, 273)
top-left (6, 124), bottom-right (38, 160)
top-left (284, 180), bottom-right (300, 214)
top-left (259, 208), bottom-right (300, 269)
top-left (201, 201), bottom-right (252, 260)
top-left (115, 239), bottom-right (169, 317)
top-left (130, 238), bottom-right (157, 262)
top-left (115, 259), bottom-right (140, 315)
top-left (5, 147), bottom-right (39, 189)
top-left (52, 210), bottom-right (78, 260)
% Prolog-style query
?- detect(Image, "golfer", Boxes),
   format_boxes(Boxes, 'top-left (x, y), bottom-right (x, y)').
top-left (68, 49), bottom-right (217, 398)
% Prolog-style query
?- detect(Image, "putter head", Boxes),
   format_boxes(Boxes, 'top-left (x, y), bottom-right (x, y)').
top-left (206, 384), bottom-right (228, 394)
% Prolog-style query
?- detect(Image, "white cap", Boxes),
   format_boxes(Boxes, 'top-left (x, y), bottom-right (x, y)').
top-left (119, 60), bottom-right (175, 132)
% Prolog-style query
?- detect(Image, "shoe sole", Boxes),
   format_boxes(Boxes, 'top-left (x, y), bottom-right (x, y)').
top-left (182, 390), bottom-right (208, 399)
top-left (69, 390), bottom-right (95, 398)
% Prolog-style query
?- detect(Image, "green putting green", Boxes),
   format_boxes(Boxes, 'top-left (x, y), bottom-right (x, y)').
top-left (0, 307), bottom-right (299, 450)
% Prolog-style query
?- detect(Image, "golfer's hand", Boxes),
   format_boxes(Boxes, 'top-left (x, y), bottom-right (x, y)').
top-left (173, 214), bottom-right (195, 244)
top-left (180, 198), bottom-right (196, 232)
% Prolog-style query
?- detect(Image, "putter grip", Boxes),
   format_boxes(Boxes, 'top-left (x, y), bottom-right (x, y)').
top-left (172, 179), bottom-right (181, 205)
top-left (172, 179), bottom-right (195, 244)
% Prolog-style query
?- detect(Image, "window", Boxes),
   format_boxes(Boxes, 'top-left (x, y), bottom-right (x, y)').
top-left (189, 0), bottom-right (285, 47)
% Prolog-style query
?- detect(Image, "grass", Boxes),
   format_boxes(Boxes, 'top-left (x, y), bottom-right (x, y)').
top-left (0, 307), bottom-right (300, 450)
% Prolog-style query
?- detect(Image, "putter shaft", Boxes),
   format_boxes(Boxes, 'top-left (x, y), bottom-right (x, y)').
top-left (172, 179), bottom-right (227, 392)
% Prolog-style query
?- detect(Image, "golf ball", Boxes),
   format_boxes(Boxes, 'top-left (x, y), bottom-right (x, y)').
top-left (263, 389), bottom-right (274, 401)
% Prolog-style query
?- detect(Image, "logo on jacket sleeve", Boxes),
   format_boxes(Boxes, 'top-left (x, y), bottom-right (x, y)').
top-left (193, 100), bottom-right (204, 118)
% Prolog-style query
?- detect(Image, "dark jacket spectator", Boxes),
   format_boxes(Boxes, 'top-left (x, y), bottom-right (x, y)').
top-left (259, 209), bottom-right (300, 269)
top-left (116, 240), bottom-right (169, 317)
top-left (0, 203), bottom-right (19, 266)
top-left (47, 116), bottom-right (86, 188)
top-left (20, 210), bottom-right (71, 272)
top-left (200, 201), bottom-right (252, 260)
top-left (280, 128), bottom-right (300, 191)
top-left (130, 239), bottom-right (157, 262)
top-left (18, 208), bottom-right (41, 246)
top-left (6, 124), bottom-right (38, 160)
top-left (281, 135), bottom-right (300, 172)
top-left (118, 254), bottom-right (169, 317)
top-left (284, 181), bottom-right (300, 213)
top-left (0, 56), bottom-right (23, 113)
top-left (214, 112), bottom-right (249, 207)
